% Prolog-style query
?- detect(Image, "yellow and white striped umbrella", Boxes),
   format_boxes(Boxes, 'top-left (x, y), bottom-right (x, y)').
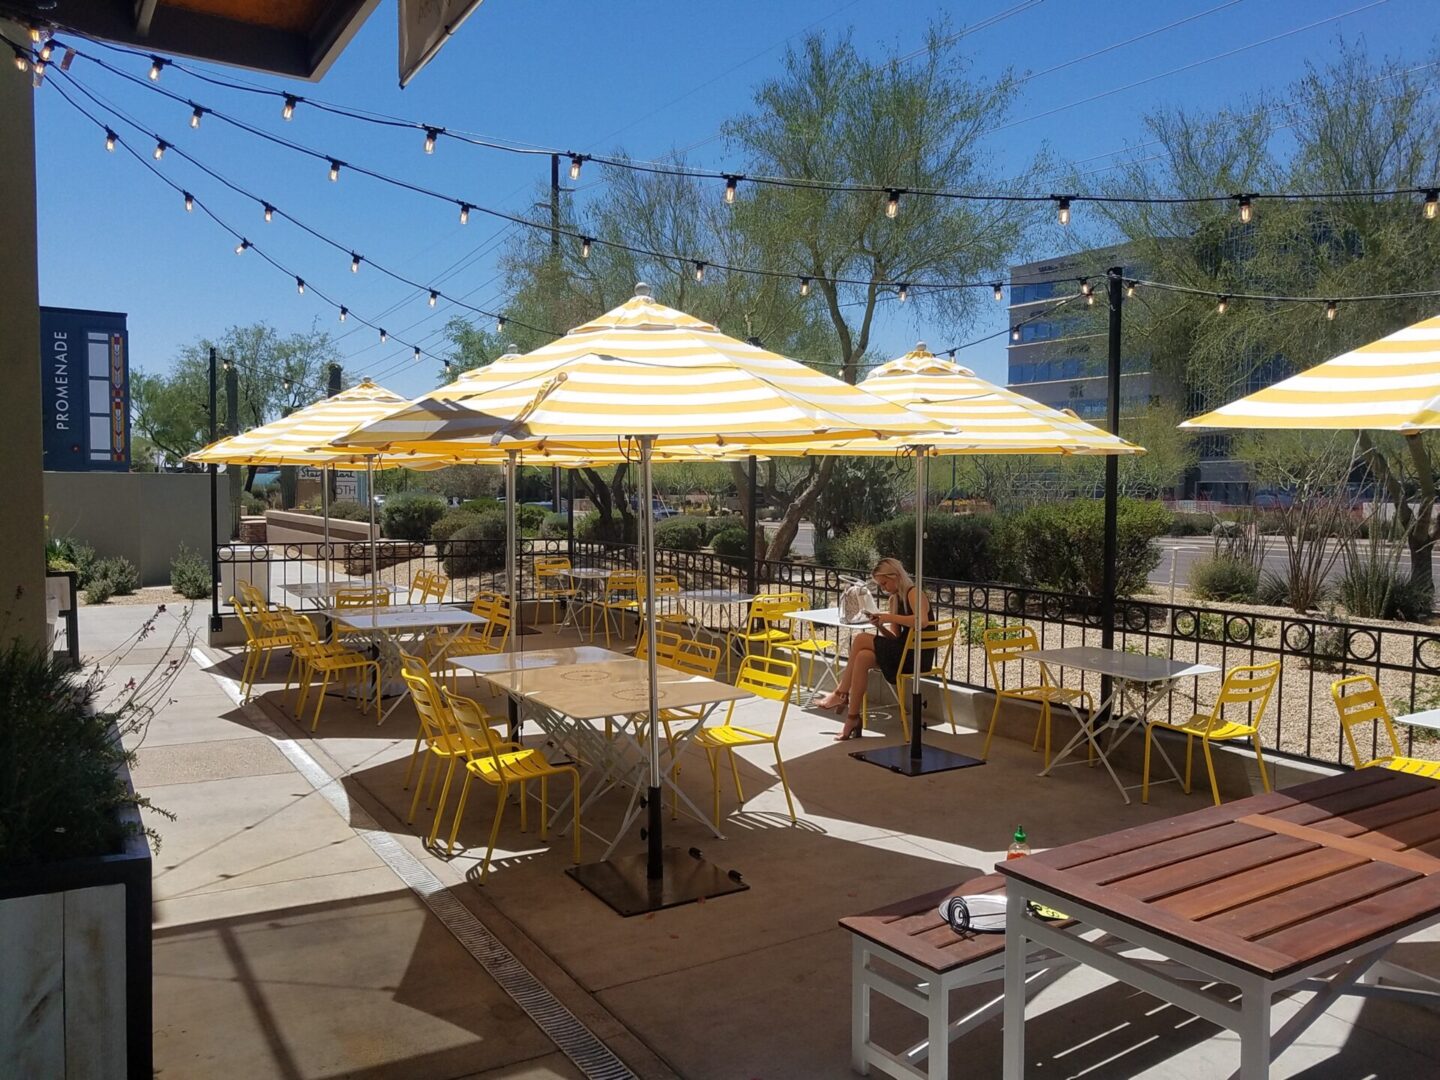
top-left (333, 284), bottom-right (942, 454)
top-left (1182, 313), bottom-right (1440, 431)
top-left (716, 343), bottom-right (1142, 456)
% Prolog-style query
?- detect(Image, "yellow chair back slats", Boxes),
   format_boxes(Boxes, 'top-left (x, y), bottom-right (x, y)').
top-left (603, 570), bottom-right (643, 597)
top-left (400, 653), bottom-right (468, 754)
top-left (335, 586), bottom-right (391, 609)
top-left (1203, 661), bottom-right (1282, 733)
top-left (422, 571), bottom-right (449, 602)
top-left (1331, 674), bottom-right (1404, 766)
top-left (444, 691), bottom-right (513, 771)
top-left (735, 654), bottom-right (799, 703)
top-left (981, 625), bottom-right (1042, 686)
top-left (903, 618), bottom-right (957, 677)
top-left (408, 569), bottom-right (433, 604)
top-left (635, 628), bottom-right (685, 664)
top-left (667, 638), bottom-right (722, 679)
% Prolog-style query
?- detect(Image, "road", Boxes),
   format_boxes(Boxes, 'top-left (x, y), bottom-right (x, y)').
top-left (1147, 536), bottom-right (1437, 594)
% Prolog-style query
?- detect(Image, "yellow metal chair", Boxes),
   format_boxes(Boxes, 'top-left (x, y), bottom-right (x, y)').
top-left (231, 594), bottom-right (295, 701)
top-left (1142, 661), bottom-right (1281, 805)
top-left (407, 569), bottom-right (435, 605)
top-left (435, 594), bottom-right (513, 688)
top-left (694, 655), bottom-right (800, 826)
top-left (655, 637), bottom-right (724, 817)
top-left (725, 593), bottom-right (802, 678)
top-left (280, 609), bottom-right (382, 729)
top-left (398, 653), bottom-right (496, 846)
top-left (534, 556), bottom-right (577, 624)
top-left (333, 585), bottom-right (391, 641)
top-left (442, 689), bottom-right (581, 881)
top-left (758, 590), bottom-right (834, 696)
top-left (639, 574), bottom-right (693, 634)
top-left (592, 569), bottom-right (643, 646)
top-left (980, 626), bottom-right (1094, 768)
top-left (1331, 675), bottom-right (1440, 778)
top-left (893, 619), bottom-right (959, 741)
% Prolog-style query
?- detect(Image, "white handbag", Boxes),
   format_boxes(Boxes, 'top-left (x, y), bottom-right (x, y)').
top-left (839, 579), bottom-right (878, 625)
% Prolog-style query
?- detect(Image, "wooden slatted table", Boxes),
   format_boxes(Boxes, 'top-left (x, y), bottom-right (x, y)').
top-left (998, 768), bottom-right (1440, 1079)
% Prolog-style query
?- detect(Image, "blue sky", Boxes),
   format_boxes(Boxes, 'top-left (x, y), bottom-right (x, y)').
top-left (30, 0), bottom-right (1435, 398)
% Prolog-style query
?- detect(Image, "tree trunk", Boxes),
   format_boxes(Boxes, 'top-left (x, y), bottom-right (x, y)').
top-left (1405, 433), bottom-right (1437, 601)
top-left (767, 457), bottom-right (836, 559)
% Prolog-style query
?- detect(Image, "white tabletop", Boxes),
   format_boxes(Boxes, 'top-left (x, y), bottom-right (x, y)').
top-left (565, 567), bottom-right (612, 580)
top-left (1027, 646), bottom-right (1219, 683)
top-left (1393, 707), bottom-right (1440, 732)
top-left (451, 645), bottom-right (627, 675)
top-left (682, 589), bottom-right (757, 605)
top-left (478, 658), bottom-right (750, 720)
top-left (333, 609), bottom-right (487, 632)
top-left (282, 581), bottom-right (403, 600)
top-left (791, 606), bottom-right (874, 630)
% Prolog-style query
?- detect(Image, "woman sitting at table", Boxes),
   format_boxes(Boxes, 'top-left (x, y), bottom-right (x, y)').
top-left (816, 557), bottom-right (932, 740)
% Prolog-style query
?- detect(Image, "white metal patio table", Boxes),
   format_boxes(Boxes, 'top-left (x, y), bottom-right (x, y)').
top-left (1024, 646), bottom-right (1219, 804)
top-left (331, 606), bottom-right (488, 723)
top-left (789, 606), bottom-right (876, 695)
top-left (281, 581), bottom-right (404, 607)
top-left (556, 566), bottom-right (613, 638)
top-left (679, 589), bottom-right (757, 637)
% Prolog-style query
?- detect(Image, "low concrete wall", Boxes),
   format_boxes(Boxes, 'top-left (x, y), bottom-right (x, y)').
top-left (44, 471), bottom-right (219, 586)
top-left (264, 509), bottom-right (376, 546)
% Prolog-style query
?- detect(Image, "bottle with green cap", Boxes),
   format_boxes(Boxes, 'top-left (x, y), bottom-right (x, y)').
top-left (1006, 825), bottom-right (1030, 860)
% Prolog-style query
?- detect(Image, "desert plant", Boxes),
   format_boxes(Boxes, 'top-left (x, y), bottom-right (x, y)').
top-left (83, 578), bottom-right (115, 605)
top-left (442, 511), bottom-right (507, 577)
top-left (654, 516), bottom-right (704, 551)
top-left (431, 508), bottom-right (481, 545)
top-left (513, 504), bottom-right (548, 532)
top-left (1189, 556), bottom-right (1260, 602)
top-left (1338, 517), bottom-right (1431, 622)
top-left (93, 555), bottom-right (140, 596)
top-left (872, 513), bottom-right (995, 582)
top-left (711, 525), bottom-right (756, 566)
top-left (540, 512), bottom-right (570, 539)
top-left (460, 497), bottom-right (502, 515)
top-left (241, 491), bottom-right (267, 515)
top-left (992, 499), bottom-right (1171, 597)
top-left (381, 491), bottom-right (447, 540)
top-left (169, 544), bottom-right (213, 600)
top-left (701, 515), bottom-right (737, 544)
top-left (325, 499), bottom-right (372, 522)
top-left (1256, 572), bottom-right (1291, 607)
top-left (827, 525), bottom-right (879, 572)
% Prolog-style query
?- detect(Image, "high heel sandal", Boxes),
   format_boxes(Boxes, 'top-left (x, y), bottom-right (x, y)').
top-left (834, 712), bottom-right (863, 741)
top-left (814, 689), bottom-right (848, 712)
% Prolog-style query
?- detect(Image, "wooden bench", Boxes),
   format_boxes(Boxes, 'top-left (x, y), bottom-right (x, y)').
top-left (840, 873), bottom-right (1075, 1080)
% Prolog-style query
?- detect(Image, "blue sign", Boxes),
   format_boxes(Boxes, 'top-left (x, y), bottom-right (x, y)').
top-left (40, 307), bottom-right (130, 472)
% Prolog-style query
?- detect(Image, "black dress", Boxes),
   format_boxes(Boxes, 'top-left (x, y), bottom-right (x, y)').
top-left (873, 587), bottom-right (934, 684)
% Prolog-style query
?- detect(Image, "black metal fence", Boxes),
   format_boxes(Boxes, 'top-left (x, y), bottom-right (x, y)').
top-left (215, 537), bottom-right (1440, 769)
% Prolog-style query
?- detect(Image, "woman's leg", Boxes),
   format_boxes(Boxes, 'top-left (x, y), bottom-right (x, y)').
top-left (818, 633), bottom-right (874, 707)
top-left (836, 638), bottom-right (877, 738)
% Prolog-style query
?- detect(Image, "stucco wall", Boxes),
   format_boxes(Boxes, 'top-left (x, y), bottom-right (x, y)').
top-left (45, 472), bottom-right (219, 586)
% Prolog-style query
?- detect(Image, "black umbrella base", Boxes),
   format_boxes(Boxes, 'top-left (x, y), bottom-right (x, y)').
top-left (852, 742), bottom-right (986, 777)
top-left (567, 847), bottom-right (748, 917)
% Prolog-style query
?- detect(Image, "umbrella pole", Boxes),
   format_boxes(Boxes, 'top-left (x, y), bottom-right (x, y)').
top-left (852, 447), bottom-right (984, 778)
top-left (640, 437), bottom-right (663, 879)
top-left (504, 451), bottom-right (520, 740)
top-left (367, 457), bottom-right (378, 620)
top-left (323, 465), bottom-right (331, 590)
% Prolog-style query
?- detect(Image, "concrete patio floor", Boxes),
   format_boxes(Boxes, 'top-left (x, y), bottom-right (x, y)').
top-left (92, 601), bottom-right (1440, 1078)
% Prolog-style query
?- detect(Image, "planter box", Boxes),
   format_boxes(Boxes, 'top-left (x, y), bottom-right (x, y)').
top-left (45, 571), bottom-right (79, 667)
top-left (0, 760), bottom-right (152, 1079)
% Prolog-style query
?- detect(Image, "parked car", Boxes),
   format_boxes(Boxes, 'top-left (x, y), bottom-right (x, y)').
top-left (1252, 490), bottom-right (1294, 510)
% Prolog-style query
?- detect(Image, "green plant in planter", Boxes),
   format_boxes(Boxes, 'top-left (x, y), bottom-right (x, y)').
top-left (0, 605), bottom-right (190, 866)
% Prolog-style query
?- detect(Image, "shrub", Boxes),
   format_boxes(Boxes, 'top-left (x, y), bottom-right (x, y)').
top-left (442, 511), bottom-right (507, 577)
top-left (995, 499), bottom-right (1171, 597)
top-left (514, 504), bottom-right (547, 532)
top-left (50, 537), bottom-right (99, 587)
top-left (431, 508), bottom-right (481, 545)
top-left (381, 491), bottom-right (446, 541)
top-left (84, 578), bottom-right (115, 605)
top-left (711, 525), bottom-right (754, 566)
top-left (241, 491), bottom-right (267, 515)
top-left (701, 515), bottom-right (737, 544)
top-left (326, 499), bottom-right (371, 522)
top-left (1256, 572), bottom-right (1290, 607)
top-left (460, 497), bottom-right (502, 515)
top-left (540, 512), bottom-right (570, 539)
top-left (93, 555), bottom-right (139, 596)
top-left (827, 526), bottom-right (879, 572)
top-left (1169, 512), bottom-right (1213, 537)
top-left (1189, 556), bottom-right (1259, 602)
top-left (1337, 563), bottom-right (1430, 622)
top-left (576, 511), bottom-right (636, 543)
top-left (871, 513), bottom-right (995, 582)
top-left (655, 516), bottom-right (704, 551)
top-left (169, 544), bottom-right (213, 600)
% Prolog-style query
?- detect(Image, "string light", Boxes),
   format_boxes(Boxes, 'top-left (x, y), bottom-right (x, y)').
top-left (1055, 195), bottom-right (1072, 227)
top-left (993, 283), bottom-right (1003, 302)
top-left (152, 139), bottom-right (167, 160)
top-left (281, 93), bottom-right (297, 121)
top-left (1010, 326), bottom-right (1022, 342)
top-left (189, 105), bottom-right (203, 129)
top-left (1086, 291), bottom-right (1095, 307)
top-left (350, 252), bottom-right (361, 273)
top-left (458, 202), bottom-right (470, 225)
top-left (497, 315), bottom-right (507, 333)
top-left (295, 277), bottom-right (305, 295)
top-left (234, 238), bottom-right (249, 254)
top-left (378, 328), bottom-right (387, 343)
top-left (1216, 295), bottom-right (1229, 314)
top-left (1236, 194), bottom-right (1253, 224)
top-left (282, 376), bottom-right (293, 394)
top-left (413, 346), bottom-right (421, 362)
top-left (947, 349), bottom-right (957, 360)
top-left (885, 189), bottom-right (901, 219)
top-left (1325, 299), bottom-right (1337, 321)
top-left (568, 154), bottom-right (583, 181)
top-left (262, 203), bottom-right (274, 222)
top-left (39, 41), bottom-right (51, 62)
top-left (428, 290), bottom-right (438, 307)
top-left (723, 174), bottom-right (739, 204)
top-left (1125, 280), bottom-right (1137, 298)
top-left (1426, 190), bottom-right (1439, 220)
top-left (11, 48), bottom-right (28, 72)
top-left (1080, 279), bottom-right (1093, 298)
top-left (423, 127), bottom-right (439, 154)
top-left (580, 236), bottom-right (592, 259)
top-left (182, 190), bottom-right (193, 212)
top-left (897, 283), bottom-right (909, 303)
top-left (104, 127), bottom-right (116, 151)
top-left (327, 159), bottom-right (340, 182)
top-left (693, 261), bottom-right (706, 283)
top-left (147, 56), bottom-right (164, 81)
top-left (338, 306), bottom-right (347, 322)
top-left (799, 276), bottom-right (811, 297)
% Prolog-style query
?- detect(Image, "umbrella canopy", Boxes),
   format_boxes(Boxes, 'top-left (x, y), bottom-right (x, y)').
top-left (756, 343), bottom-right (1143, 456)
top-left (332, 284), bottom-right (943, 454)
top-left (1182, 313), bottom-right (1440, 431)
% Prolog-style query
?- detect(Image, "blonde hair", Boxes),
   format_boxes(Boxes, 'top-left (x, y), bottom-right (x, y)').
top-left (872, 557), bottom-right (914, 610)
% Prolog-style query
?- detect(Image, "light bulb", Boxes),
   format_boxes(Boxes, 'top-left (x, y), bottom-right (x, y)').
top-left (799, 276), bottom-right (811, 297)
top-left (296, 278), bottom-right (305, 295)
top-left (282, 94), bottom-right (297, 121)
top-left (496, 316), bottom-right (506, 334)
top-left (1426, 190), bottom-right (1438, 220)
top-left (1086, 292), bottom-right (1094, 307)
top-left (885, 189), bottom-right (900, 219)
top-left (993, 283), bottom-right (1003, 302)
top-left (12, 49), bottom-right (26, 73)
top-left (428, 290), bottom-right (438, 307)
top-left (458, 202), bottom-right (470, 225)
top-left (183, 191), bottom-right (193, 213)
top-left (1217, 296), bottom-right (1229, 314)
top-left (379, 329), bottom-right (387, 343)
top-left (235, 239), bottom-right (249, 254)
top-left (1125, 280), bottom-right (1136, 298)
top-left (338, 306), bottom-right (347, 322)
top-left (189, 105), bottom-right (203, 129)
top-left (328, 159), bottom-right (340, 182)
top-left (948, 349), bottom-right (957, 360)
top-left (350, 253), bottom-right (361, 273)
top-left (1011, 326), bottom-right (1021, 342)
top-left (424, 127), bottom-right (438, 154)
top-left (263, 203), bottom-right (274, 222)
top-left (1325, 300), bottom-right (1337, 321)
top-left (569, 154), bottom-right (583, 181)
top-left (693, 261), bottom-right (706, 283)
top-left (580, 236), bottom-right (592, 259)
top-left (39, 42), bottom-right (51, 62)
top-left (104, 128), bottom-right (116, 152)
top-left (723, 175), bottom-right (738, 204)
top-left (897, 283), bottom-right (909, 303)
top-left (153, 140), bottom-right (167, 161)
top-left (1056, 196), bottom-right (1071, 227)
top-left (282, 377), bottom-right (292, 393)
top-left (413, 346), bottom-right (421, 362)
top-left (1237, 195), bottom-right (1252, 224)
top-left (1081, 279), bottom-right (1093, 297)
top-left (148, 57), bottom-right (164, 81)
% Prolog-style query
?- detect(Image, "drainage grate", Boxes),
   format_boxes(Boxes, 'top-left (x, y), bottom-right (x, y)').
top-left (196, 648), bottom-right (639, 1080)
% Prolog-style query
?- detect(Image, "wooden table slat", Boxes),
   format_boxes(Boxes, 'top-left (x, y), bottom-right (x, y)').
top-left (1155, 847), bottom-right (1369, 922)
top-left (1256, 873), bottom-right (1440, 965)
top-left (1200, 861), bottom-right (1420, 941)
top-left (1304, 783), bottom-right (1440, 838)
top-left (1079, 822), bottom-right (1274, 887)
top-left (1112, 834), bottom-right (1317, 903)
top-left (1262, 771), bottom-right (1436, 827)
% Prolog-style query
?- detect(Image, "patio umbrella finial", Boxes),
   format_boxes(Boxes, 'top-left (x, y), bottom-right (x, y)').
top-left (634, 281), bottom-right (652, 298)
top-left (915, 341), bottom-right (928, 353)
